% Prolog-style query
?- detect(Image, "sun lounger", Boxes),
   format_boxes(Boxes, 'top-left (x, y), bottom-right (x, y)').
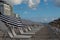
top-left (18, 25), bottom-right (44, 35)
top-left (0, 21), bottom-right (32, 40)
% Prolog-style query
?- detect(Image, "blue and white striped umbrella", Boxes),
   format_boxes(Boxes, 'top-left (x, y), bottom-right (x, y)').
top-left (0, 14), bottom-right (24, 27)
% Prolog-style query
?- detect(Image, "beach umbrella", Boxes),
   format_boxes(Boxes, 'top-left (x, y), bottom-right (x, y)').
top-left (0, 13), bottom-right (24, 27)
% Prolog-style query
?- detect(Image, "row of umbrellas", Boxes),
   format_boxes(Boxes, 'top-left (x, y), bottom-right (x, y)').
top-left (0, 13), bottom-right (24, 27)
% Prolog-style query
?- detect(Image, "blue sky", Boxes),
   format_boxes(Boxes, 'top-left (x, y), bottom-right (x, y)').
top-left (13, 0), bottom-right (60, 23)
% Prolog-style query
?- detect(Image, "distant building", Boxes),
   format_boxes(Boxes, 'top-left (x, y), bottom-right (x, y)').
top-left (0, 0), bottom-right (12, 16)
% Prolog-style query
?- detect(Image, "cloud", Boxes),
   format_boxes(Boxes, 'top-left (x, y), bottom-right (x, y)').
top-left (44, 0), bottom-right (47, 3)
top-left (44, 0), bottom-right (48, 5)
top-left (28, 0), bottom-right (40, 8)
top-left (44, 18), bottom-right (48, 21)
top-left (32, 8), bottom-right (37, 10)
top-left (54, 0), bottom-right (60, 7)
top-left (23, 11), bottom-right (28, 14)
top-left (13, 0), bottom-right (23, 5)
top-left (51, 17), bottom-right (58, 21)
top-left (3, 0), bottom-right (40, 8)
top-left (3, 0), bottom-right (23, 5)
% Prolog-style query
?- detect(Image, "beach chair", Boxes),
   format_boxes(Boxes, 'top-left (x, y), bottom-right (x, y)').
top-left (24, 26), bottom-right (40, 33)
top-left (18, 26), bottom-right (40, 35)
top-left (27, 25), bottom-right (41, 31)
top-left (18, 27), bottom-right (36, 35)
top-left (18, 25), bottom-right (44, 35)
top-left (0, 21), bottom-right (32, 40)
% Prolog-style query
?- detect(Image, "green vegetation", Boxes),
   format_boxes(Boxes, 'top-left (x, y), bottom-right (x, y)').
top-left (49, 18), bottom-right (60, 28)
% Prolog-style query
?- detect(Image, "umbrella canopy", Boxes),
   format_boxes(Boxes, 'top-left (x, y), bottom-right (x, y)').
top-left (0, 14), bottom-right (24, 27)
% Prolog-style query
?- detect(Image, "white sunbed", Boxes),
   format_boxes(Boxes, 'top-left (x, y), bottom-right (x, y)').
top-left (18, 27), bottom-right (36, 35)
top-left (0, 21), bottom-right (32, 39)
top-left (18, 25), bottom-right (43, 35)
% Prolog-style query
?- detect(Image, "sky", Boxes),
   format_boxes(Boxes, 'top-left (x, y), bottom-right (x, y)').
top-left (12, 0), bottom-right (60, 23)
